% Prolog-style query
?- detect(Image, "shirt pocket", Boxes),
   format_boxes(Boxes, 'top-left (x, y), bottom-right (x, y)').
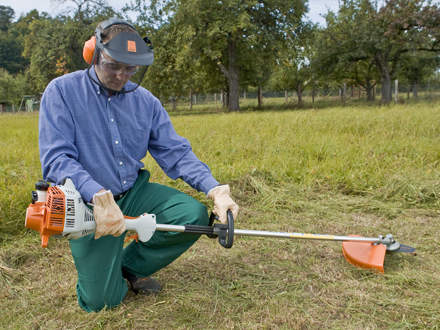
top-left (122, 127), bottom-right (149, 160)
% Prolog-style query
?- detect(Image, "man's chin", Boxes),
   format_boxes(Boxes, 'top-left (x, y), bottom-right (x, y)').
top-left (104, 83), bottom-right (124, 93)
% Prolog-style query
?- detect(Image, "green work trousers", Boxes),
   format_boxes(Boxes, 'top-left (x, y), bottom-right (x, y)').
top-left (69, 170), bottom-right (209, 312)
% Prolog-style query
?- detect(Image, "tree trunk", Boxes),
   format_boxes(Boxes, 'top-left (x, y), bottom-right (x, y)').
top-left (257, 86), bottom-right (263, 108)
top-left (217, 37), bottom-right (240, 111)
top-left (381, 75), bottom-right (392, 104)
top-left (375, 54), bottom-right (392, 104)
top-left (221, 89), bottom-right (226, 108)
top-left (172, 97), bottom-right (177, 111)
top-left (297, 85), bottom-right (303, 106)
top-left (412, 83), bottom-right (418, 98)
top-left (312, 87), bottom-right (315, 104)
top-left (285, 90), bottom-right (288, 104)
top-left (341, 83), bottom-right (346, 105)
top-left (366, 81), bottom-right (375, 102)
top-left (227, 38), bottom-right (239, 111)
top-left (225, 90), bottom-right (229, 108)
top-left (189, 88), bottom-right (193, 110)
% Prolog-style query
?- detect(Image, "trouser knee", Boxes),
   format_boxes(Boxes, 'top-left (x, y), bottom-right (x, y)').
top-left (196, 201), bottom-right (210, 225)
top-left (77, 282), bottom-right (127, 313)
top-left (184, 200), bottom-right (209, 227)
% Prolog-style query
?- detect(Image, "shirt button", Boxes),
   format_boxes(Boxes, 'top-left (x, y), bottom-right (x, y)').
top-left (115, 140), bottom-right (119, 144)
top-left (119, 161), bottom-right (123, 166)
top-left (123, 180), bottom-right (127, 184)
top-left (108, 97), bottom-right (111, 102)
top-left (111, 118), bottom-right (114, 122)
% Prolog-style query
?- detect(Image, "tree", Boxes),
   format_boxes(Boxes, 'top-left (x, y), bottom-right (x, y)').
top-left (398, 51), bottom-right (440, 98)
top-left (269, 22), bottom-right (317, 106)
top-left (17, 1), bottom-right (121, 93)
top-left (54, 0), bottom-right (117, 22)
top-left (0, 31), bottom-right (28, 74)
top-left (0, 5), bottom-right (14, 31)
top-left (129, 0), bottom-right (307, 111)
top-left (0, 6), bottom-right (28, 74)
top-left (0, 68), bottom-right (29, 106)
top-left (318, 0), bottom-right (440, 104)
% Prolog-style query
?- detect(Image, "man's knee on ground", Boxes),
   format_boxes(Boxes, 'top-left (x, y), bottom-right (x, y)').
top-left (77, 282), bottom-right (126, 312)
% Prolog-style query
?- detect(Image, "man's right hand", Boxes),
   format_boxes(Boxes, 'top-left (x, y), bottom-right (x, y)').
top-left (92, 190), bottom-right (126, 239)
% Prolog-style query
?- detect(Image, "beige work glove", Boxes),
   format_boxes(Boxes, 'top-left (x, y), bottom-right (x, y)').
top-left (207, 185), bottom-right (239, 224)
top-left (92, 190), bottom-right (126, 239)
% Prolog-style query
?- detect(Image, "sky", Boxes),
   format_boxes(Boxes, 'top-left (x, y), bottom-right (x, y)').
top-left (2, 0), bottom-right (340, 26)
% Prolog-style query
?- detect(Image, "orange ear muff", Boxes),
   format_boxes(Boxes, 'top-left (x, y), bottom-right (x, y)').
top-left (83, 36), bottom-right (96, 65)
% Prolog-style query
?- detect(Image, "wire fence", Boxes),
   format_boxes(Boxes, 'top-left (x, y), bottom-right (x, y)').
top-left (1, 82), bottom-right (440, 113)
top-left (162, 83), bottom-right (440, 112)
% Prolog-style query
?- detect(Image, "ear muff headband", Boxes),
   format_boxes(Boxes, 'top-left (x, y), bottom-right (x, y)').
top-left (82, 18), bottom-right (138, 65)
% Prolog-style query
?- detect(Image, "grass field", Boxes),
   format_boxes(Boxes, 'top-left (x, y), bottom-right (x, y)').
top-left (1, 101), bottom-right (440, 328)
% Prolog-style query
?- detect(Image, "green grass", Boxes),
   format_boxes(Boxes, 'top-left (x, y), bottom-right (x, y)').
top-left (1, 101), bottom-right (440, 328)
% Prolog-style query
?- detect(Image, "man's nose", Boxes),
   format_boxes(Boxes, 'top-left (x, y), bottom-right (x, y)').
top-left (115, 69), bottom-right (128, 80)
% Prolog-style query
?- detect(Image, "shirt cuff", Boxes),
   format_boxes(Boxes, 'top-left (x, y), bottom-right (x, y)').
top-left (199, 177), bottom-right (220, 195)
top-left (79, 179), bottom-right (105, 203)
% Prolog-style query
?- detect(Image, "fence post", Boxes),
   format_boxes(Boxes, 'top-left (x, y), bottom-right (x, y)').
top-left (394, 79), bottom-right (398, 103)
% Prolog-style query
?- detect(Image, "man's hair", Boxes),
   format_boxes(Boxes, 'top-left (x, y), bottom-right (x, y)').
top-left (99, 22), bottom-right (137, 43)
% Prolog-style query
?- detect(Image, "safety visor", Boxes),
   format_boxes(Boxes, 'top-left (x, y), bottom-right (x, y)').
top-left (100, 31), bottom-right (154, 66)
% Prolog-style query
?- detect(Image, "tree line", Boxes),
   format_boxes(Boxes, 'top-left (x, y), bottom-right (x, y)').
top-left (0, 0), bottom-right (439, 111)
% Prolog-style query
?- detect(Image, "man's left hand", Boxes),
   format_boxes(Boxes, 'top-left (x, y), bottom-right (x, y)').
top-left (208, 185), bottom-right (239, 224)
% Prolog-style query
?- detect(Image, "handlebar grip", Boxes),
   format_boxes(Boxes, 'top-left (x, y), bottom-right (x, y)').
top-left (218, 210), bottom-right (234, 248)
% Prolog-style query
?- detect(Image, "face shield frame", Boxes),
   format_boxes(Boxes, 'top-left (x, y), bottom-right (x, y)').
top-left (87, 18), bottom-right (154, 94)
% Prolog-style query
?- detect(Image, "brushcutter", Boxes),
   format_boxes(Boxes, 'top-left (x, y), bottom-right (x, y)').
top-left (25, 179), bottom-right (415, 273)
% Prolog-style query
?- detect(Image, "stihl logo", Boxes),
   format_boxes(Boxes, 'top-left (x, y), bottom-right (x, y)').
top-left (127, 40), bottom-right (136, 52)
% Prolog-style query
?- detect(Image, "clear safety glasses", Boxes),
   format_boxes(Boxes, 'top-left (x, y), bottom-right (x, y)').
top-left (99, 53), bottom-right (139, 76)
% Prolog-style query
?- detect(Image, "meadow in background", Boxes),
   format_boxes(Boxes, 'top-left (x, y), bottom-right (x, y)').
top-left (0, 100), bottom-right (439, 328)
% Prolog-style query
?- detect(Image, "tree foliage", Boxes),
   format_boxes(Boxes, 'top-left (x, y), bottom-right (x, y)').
top-left (132, 0), bottom-right (307, 110)
top-left (0, 6), bottom-right (28, 74)
top-left (316, 0), bottom-right (440, 104)
top-left (1, 0), bottom-right (439, 108)
top-left (269, 22), bottom-right (317, 106)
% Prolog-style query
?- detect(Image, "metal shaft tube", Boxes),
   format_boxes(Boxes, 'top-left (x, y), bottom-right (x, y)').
top-left (155, 224), bottom-right (382, 243)
top-left (156, 224), bottom-right (186, 232)
top-left (233, 229), bottom-right (381, 243)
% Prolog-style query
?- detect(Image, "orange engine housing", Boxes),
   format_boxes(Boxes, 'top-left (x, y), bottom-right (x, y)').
top-left (25, 186), bottom-right (66, 248)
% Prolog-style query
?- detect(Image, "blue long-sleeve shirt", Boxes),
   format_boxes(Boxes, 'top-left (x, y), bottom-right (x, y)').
top-left (39, 67), bottom-right (219, 202)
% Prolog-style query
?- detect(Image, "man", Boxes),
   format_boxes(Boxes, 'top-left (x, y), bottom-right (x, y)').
top-left (39, 18), bottom-right (239, 313)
